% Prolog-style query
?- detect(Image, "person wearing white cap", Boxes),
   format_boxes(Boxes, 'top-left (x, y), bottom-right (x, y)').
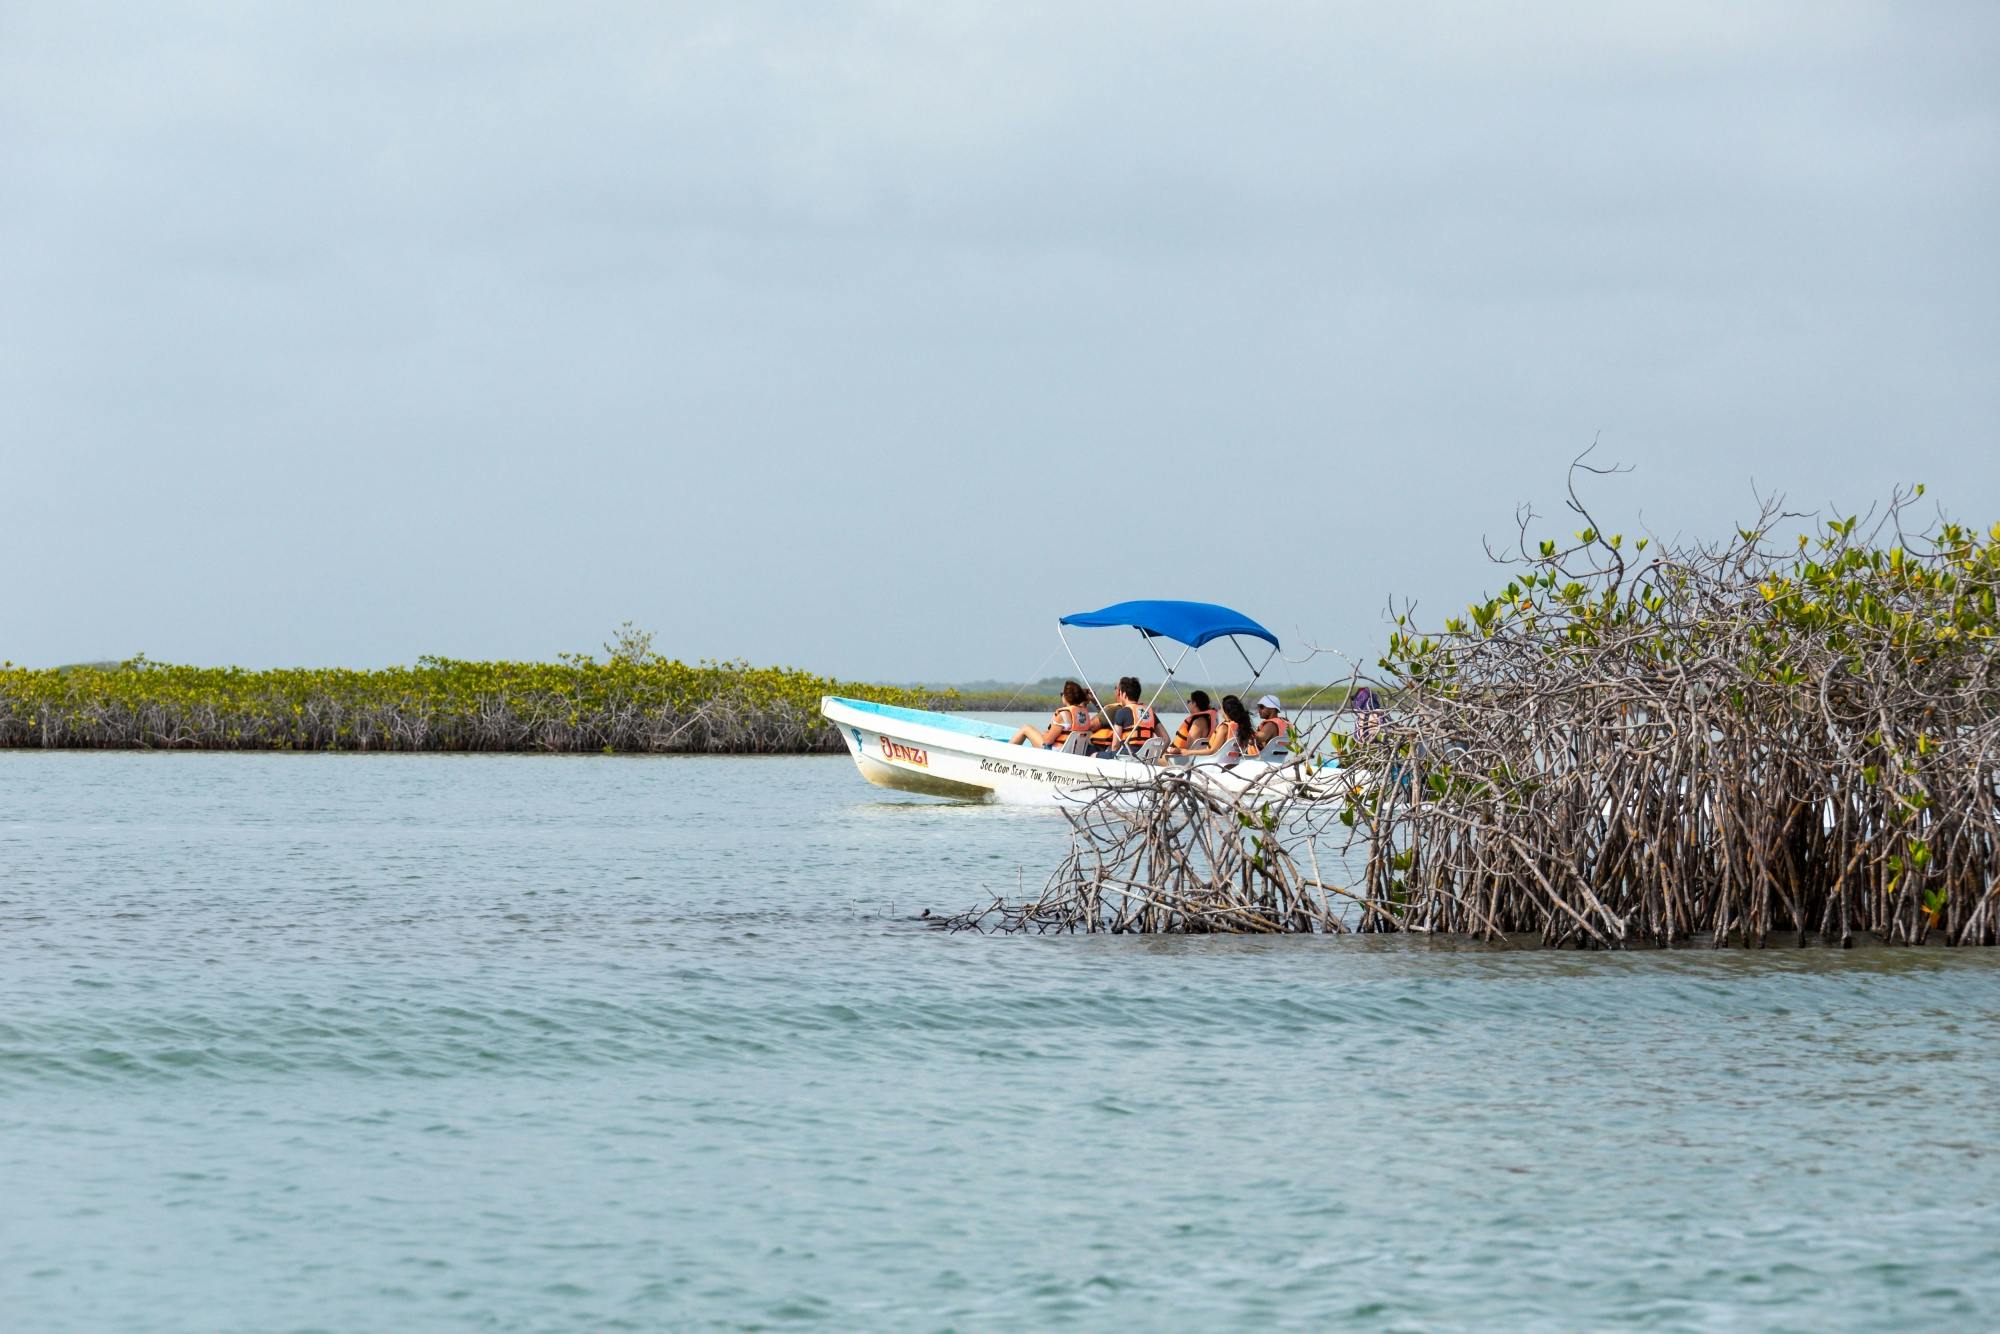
top-left (1254, 694), bottom-right (1291, 755)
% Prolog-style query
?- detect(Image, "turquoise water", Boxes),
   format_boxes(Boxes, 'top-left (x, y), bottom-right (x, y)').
top-left (3, 752), bottom-right (1999, 1330)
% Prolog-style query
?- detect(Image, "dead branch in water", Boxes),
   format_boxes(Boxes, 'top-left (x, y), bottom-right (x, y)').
top-left (943, 765), bottom-right (1350, 933)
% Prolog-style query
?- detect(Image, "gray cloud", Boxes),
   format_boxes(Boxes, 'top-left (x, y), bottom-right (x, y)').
top-left (3, 1), bottom-right (1995, 679)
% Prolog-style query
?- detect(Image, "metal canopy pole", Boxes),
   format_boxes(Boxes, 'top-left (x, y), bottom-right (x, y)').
top-left (1140, 635), bottom-right (1192, 710)
top-left (1224, 638), bottom-right (1282, 699)
top-left (1055, 622), bottom-right (1097, 716)
top-left (1230, 635), bottom-right (1260, 681)
top-left (1246, 644), bottom-right (1280, 690)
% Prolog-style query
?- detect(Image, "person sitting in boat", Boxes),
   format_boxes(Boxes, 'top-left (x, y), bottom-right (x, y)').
top-left (1181, 694), bottom-right (1258, 760)
top-left (1086, 676), bottom-right (1160, 757)
top-left (1351, 685), bottom-right (1384, 742)
top-left (1253, 694), bottom-right (1292, 755)
top-left (1165, 690), bottom-right (1217, 755)
top-left (1010, 680), bottom-right (1093, 748)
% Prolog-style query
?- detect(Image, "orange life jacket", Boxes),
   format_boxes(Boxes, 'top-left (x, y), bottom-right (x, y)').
top-left (1263, 713), bottom-right (1292, 747)
top-left (1224, 718), bottom-right (1258, 758)
top-left (1172, 708), bottom-right (1217, 749)
top-left (1043, 703), bottom-right (1088, 748)
top-left (1129, 702), bottom-right (1159, 743)
top-left (1089, 701), bottom-right (1158, 751)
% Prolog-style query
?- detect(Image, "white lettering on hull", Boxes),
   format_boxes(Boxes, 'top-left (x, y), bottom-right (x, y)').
top-left (976, 757), bottom-right (1097, 787)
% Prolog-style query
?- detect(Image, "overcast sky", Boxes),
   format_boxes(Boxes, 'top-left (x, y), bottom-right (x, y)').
top-left (3, 1), bottom-right (1994, 681)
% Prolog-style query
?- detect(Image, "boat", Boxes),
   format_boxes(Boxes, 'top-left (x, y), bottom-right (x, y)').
top-left (821, 600), bottom-right (1351, 804)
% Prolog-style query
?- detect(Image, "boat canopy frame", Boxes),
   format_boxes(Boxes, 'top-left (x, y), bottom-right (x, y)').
top-left (1054, 600), bottom-right (1281, 714)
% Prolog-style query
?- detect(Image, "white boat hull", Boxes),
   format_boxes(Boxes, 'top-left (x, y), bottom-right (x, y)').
top-left (821, 697), bottom-right (1352, 805)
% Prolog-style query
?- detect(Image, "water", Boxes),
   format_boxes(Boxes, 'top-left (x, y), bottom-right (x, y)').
top-left (4, 752), bottom-right (1999, 1330)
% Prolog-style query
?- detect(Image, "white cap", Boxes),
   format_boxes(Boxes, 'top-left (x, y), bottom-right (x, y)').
top-left (1256, 694), bottom-right (1282, 711)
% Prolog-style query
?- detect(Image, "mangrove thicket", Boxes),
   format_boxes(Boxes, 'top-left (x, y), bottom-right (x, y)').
top-left (953, 474), bottom-right (2000, 947)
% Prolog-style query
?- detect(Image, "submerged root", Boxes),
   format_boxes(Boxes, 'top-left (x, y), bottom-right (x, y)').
top-left (940, 768), bottom-right (1353, 934)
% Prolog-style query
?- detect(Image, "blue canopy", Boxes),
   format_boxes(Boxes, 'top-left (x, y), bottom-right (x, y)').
top-left (1059, 600), bottom-right (1279, 651)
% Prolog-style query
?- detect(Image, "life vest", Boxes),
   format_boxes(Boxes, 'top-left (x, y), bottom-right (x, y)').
top-left (1128, 702), bottom-right (1159, 743)
top-left (1172, 708), bottom-right (1217, 749)
top-left (1043, 703), bottom-right (1088, 749)
top-left (1264, 713), bottom-right (1292, 747)
top-left (1089, 701), bottom-right (1158, 752)
top-left (1224, 719), bottom-right (1258, 759)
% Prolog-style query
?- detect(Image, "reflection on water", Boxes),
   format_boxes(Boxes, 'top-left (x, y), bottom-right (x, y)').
top-left (2, 752), bottom-right (1998, 1329)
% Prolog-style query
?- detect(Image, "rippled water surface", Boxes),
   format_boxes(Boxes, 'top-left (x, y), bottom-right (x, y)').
top-left (4, 752), bottom-right (2000, 1330)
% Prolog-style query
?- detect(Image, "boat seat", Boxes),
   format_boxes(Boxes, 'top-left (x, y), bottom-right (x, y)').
top-left (1059, 732), bottom-right (1092, 755)
top-left (1135, 736), bottom-right (1169, 762)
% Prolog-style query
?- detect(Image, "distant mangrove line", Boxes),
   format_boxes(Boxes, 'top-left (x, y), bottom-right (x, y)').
top-left (0, 648), bottom-right (949, 754)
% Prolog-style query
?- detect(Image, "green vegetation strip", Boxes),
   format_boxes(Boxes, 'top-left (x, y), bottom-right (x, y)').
top-left (0, 657), bottom-right (952, 753)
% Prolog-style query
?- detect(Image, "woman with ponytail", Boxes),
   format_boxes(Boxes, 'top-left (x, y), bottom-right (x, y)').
top-left (1181, 693), bottom-right (1258, 760)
